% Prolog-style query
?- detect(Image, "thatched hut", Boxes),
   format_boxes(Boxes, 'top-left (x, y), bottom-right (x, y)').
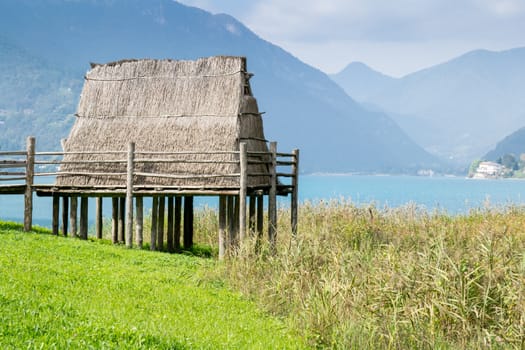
top-left (57, 56), bottom-right (269, 188)
top-left (43, 56), bottom-right (298, 256)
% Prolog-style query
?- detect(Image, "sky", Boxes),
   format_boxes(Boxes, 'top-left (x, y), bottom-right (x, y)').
top-left (176, 0), bottom-right (525, 77)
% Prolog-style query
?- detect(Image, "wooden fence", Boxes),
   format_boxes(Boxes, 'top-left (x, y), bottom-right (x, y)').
top-left (0, 137), bottom-right (299, 256)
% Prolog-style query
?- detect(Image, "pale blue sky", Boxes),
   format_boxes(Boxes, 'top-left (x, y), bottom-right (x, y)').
top-left (177, 0), bottom-right (525, 77)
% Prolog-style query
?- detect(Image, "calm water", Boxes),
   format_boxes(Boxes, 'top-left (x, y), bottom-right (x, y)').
top-left (2, 175), bottom-right (525, 227)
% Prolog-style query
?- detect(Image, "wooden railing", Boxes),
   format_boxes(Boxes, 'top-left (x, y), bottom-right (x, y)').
top-left (0, 137), bottom-right (299, 242)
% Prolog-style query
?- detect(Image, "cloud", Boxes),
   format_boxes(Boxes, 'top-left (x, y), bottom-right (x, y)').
top-left (176, 0), bottom-right (525, 75)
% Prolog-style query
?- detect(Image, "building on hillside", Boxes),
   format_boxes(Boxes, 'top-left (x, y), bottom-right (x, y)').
top-left (473, 161), bottom-right (504, 179)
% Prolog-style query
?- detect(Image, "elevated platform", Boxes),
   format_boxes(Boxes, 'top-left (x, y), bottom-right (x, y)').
top-left (0, 184), bottom-right (26, 195)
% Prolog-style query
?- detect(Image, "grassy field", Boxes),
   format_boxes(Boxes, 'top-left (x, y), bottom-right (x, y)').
top-left (2, 202), bottom-right (525, 349)
top-left (0, 221), bottom-right (306, 349)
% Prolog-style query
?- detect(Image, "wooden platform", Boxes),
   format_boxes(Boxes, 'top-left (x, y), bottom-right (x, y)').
top-left (0, 184), bottom-right (26, 195)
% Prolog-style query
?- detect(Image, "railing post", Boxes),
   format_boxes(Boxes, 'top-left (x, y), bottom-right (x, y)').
top-left (125, 142), bottom-right (135, 248)
top-left (239, 142), bottom-right (248, 242)
top-left (291, 149), bottom-right (299, 237)
top-left (269, 141), bottom-right (277, 253)
top-left (24, 136), bottom-right (35, 232)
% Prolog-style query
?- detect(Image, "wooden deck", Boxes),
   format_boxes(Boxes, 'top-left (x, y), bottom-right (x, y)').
top-left (0, 184), bottom-right (26, 195)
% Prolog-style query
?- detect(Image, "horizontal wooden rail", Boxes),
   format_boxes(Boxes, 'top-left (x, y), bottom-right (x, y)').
top-left (134, 172), bottom-right (240, 179)
top-left (0, 151), bottom-right (26, 156)
top-left (0, 177), bottom-right (26, 181)
top-left (0, 171), bottom-right (26, 176)
top-left (135, 151), bottom-right (239, 156)
top-left (134, 159), bottom-right (238, 164)
top-left (43, 171), bottom-right (127, 177)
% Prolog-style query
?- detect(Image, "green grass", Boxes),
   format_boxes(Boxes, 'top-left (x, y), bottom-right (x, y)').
top-left (0, 222), bottom-right (307, 349)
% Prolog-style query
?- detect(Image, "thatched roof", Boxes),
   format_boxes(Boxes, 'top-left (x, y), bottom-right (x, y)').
top-left (56, 56), bottom-right (270, 189)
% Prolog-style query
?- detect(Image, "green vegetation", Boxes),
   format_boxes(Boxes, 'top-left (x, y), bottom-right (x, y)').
top-left (222, 202), bottom-right (525, 349)
top-left (0, 221), bottom-right (305, 349)
top-left (3, 202), bottom-right (525, 349)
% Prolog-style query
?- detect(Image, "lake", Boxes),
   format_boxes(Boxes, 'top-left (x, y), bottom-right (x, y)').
top-left (1, 175), bottom-right (525, 227)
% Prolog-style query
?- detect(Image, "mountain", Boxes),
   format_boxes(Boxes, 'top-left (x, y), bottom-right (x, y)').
top-left (0, 0), bottom-right (440, 173)
top-left (332, 48), bottom-right (525, 164)
top-left (0, 37), bottom-right (81, 151)
top-left (330, 62), bottom-right (395, 102)
top-left (484, 127), bottom-right (525, 161)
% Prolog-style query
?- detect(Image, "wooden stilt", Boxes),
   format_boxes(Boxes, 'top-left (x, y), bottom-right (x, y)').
top-left (174, 196), bottom-right (182, 252)
top-left (125, 142), bottom-right (134, 248)
top-left (219, 195), bottom-right (227, 259)
top-left (24, 136), bottom-right (35, 232)
top-left (291, 149), bottom-right (299, 236)
top-left (95, 197), bottom-right (103, 239)
top-left (52, 193), bottom-right (59, 236)
top-left (239, 142), bottom-right (247, 241)
top-left (269, 141), bottom-right (277, 253)
top-left (118, 197), bottom-right (125, 243)
top-left (79, 197), bottom-right (88, 240)
top-left (70, 196), bottom-right (78, 238)
top-left (249, 195), bottom-right (256, 235)
top-left (255, 195), bottom-right (264, 253)
top-left (157, 196), bottom-right (165, 251)
top-left (151, 196), bottom-right (158, 251)
top-left (227, 196), bottom-right (234, 248)
top-left (136, 196), bottom-right (143, 249)
top-left (233, 195), bottom-right (240, 247)
top-left (183, 196), bottom-right (193, 249)
top-left (111, 197), bottom-right (118, 244)
top-left (167, 196), bottom-right (174, 253)
top-left (61, 195), bottom-right (69, 237)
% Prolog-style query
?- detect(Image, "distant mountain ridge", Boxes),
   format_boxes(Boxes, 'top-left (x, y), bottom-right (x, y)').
top-left (484, 127), bottom-right (525, 161)
top-left (0, 0), bottom-right (440, 173)
top-left (331, 48), bottom-right (525, 165)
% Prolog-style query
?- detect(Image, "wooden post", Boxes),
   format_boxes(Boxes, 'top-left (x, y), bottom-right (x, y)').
top-left (257, 195), bottom-right (264, 236)
top-left (291, 149), bottom-right (300, 237)
top-left (136, 196), bottom-right (143, 249)
top-left (174, 196), bottom-right (182, 252)
top-left (151, 196), bottom-right (158, 251)
top-left (61, 195), bottom-right (69, 237)
top-left (24, 136), bottom-right (35, 232)
top-left (249, 195), bottom-right (256, 235)
top-left (70, 196), bottom-right (78, 237)
top-left (125, 142), bottom-right (135, 248)
top-left (269, 141), bottom-right (277, 252)
top-left (157, 196), bottom-right (165, 251)
top-left (95, 197), bottom-right (103, 239)
top-left (52, 194), bottom-right (59, 235)
top-left (183, 196), bottom-right (193, 249)
top-left (167, 196), bottom-right (174, 253)
top-left (218, 195), bottom-right (227, 259)
top-left (233, 195), bottom-right (240, 246)
top-left (111, 197), bottom-right (118, 244)
top-left (227, 195), bottom-right (234, 248)
top-left (79, 197), bottom-right (88, 240)
top-left (255, 195), bottom-right (264, 253)
top-left (239, 142), bottom-right (248, 242)
top-left (118, 197), bottom-right (125, 243)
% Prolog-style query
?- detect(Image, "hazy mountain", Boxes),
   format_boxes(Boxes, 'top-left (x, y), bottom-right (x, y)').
top-left (484, 127), bottom-right (525, 161)
top-left (330, 62), bottom-right (395, 102)
top-left (0, 0), bottom-right (440, 173)
top-left (332, 48), bottom-right (525, 164)
top-left (0, 37), bottom-right (81, 150)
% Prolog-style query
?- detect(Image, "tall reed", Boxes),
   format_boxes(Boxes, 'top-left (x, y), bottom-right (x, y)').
top-left (220, 200), bottom-right (525, 349)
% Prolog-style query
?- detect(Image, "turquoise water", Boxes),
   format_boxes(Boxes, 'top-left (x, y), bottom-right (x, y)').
top-left (2, 175), bottom-right (525, 227)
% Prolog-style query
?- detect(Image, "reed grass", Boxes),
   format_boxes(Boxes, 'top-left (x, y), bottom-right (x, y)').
top-left (215, 200), bottom-right (525, 349)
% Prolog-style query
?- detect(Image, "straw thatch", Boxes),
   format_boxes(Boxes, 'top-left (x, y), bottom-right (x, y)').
top-left (56, 56), bottom-right (270, 189)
